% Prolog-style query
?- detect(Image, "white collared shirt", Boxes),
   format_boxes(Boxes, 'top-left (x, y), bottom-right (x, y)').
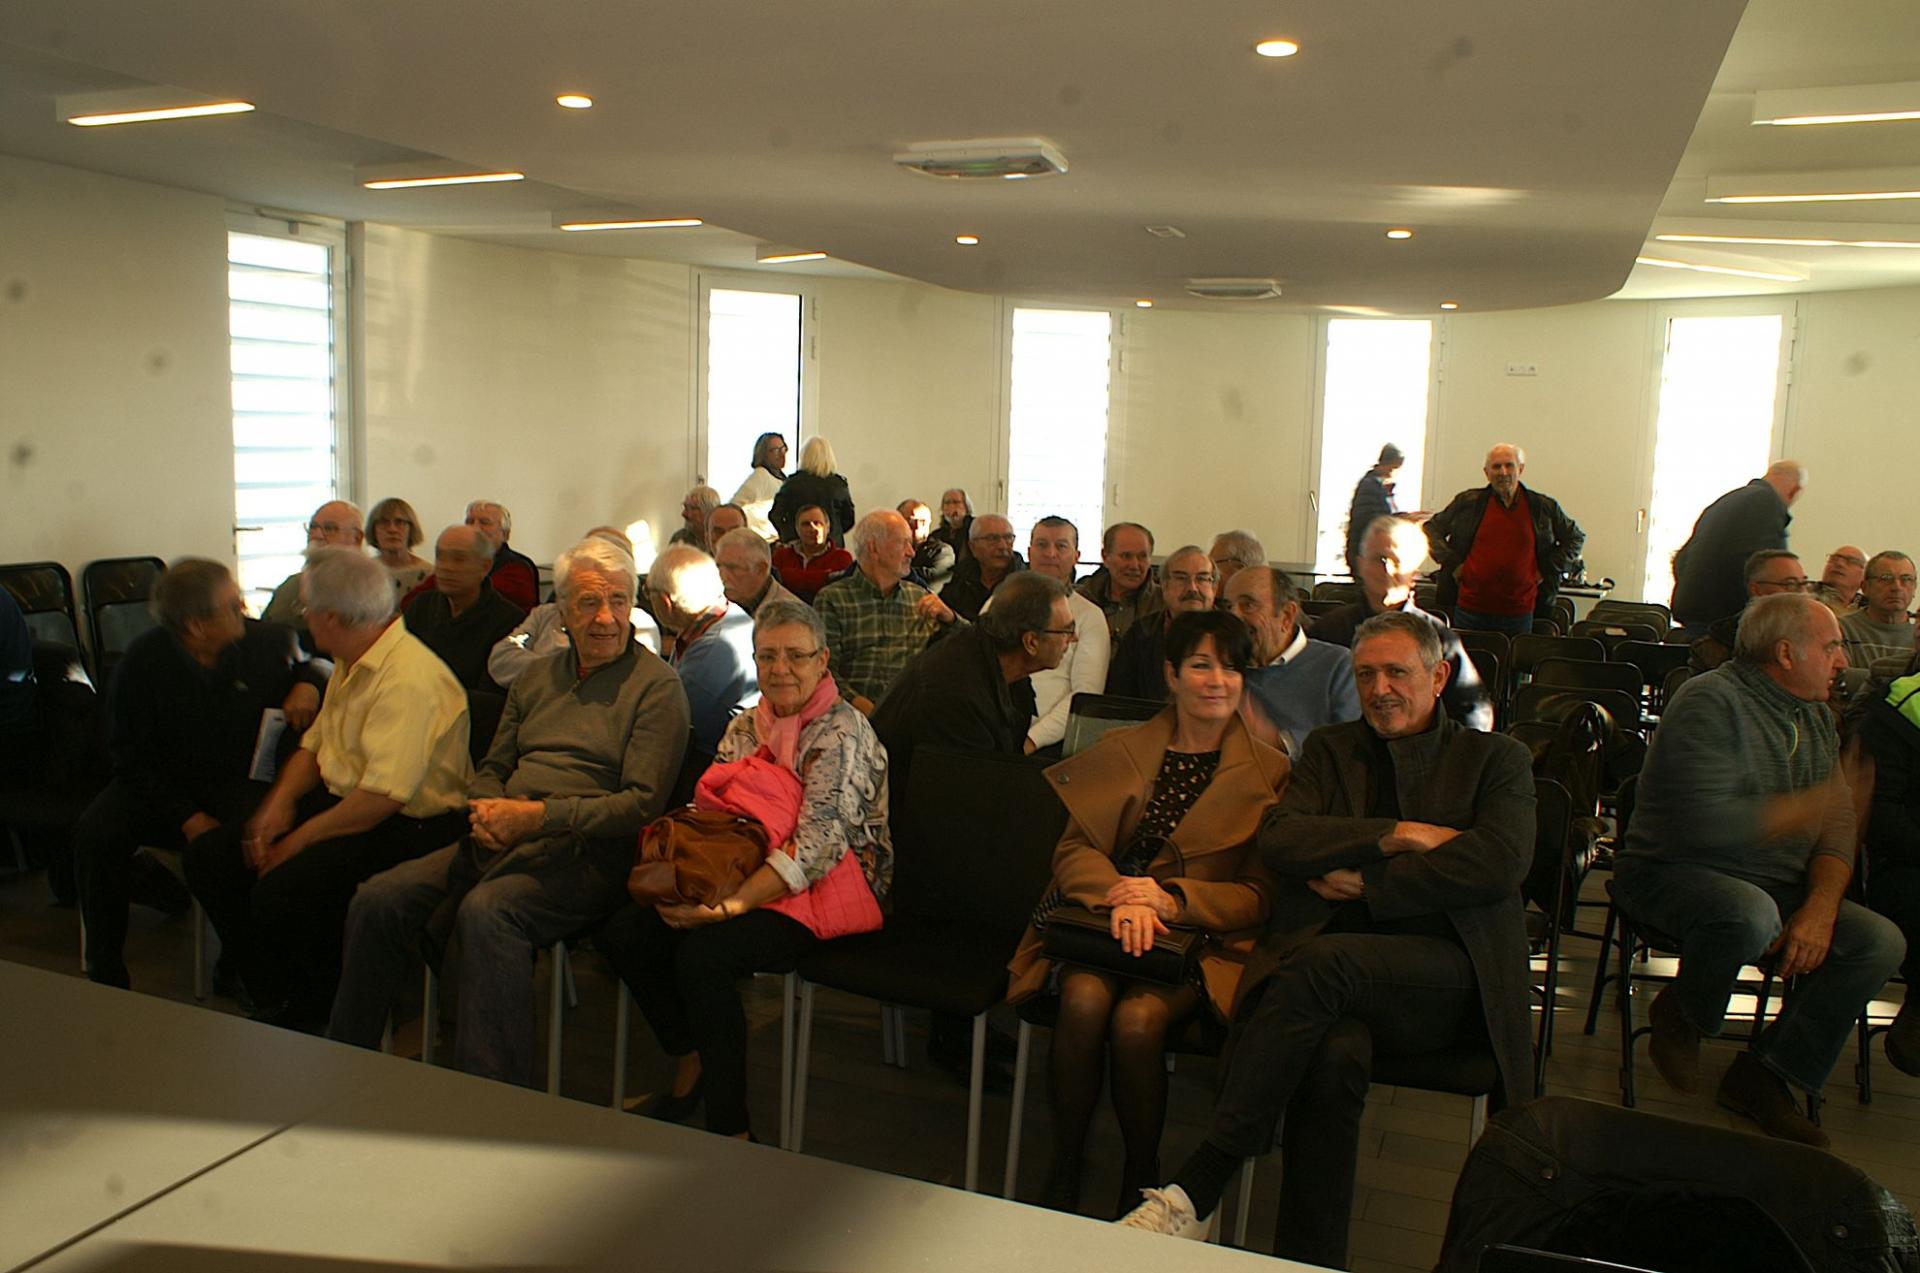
top-left (1265, 625), bottom-right (1308, 669)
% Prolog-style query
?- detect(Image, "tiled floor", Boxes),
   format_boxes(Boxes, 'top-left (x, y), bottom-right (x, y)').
top-left (2, 863), bottom-right (1913, 1273)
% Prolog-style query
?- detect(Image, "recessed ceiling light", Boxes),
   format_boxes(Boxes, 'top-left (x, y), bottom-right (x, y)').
top-left (556, 216), bottom-right (704, 231)
top-left (1254, 39), bottom-right (1300, 58)
top-left (1656, 233), bottom-right (1920, 249)
top-left (1634, 256), bottom-right (1804, 282)
top-left (1751, 81), bottom-right (1920, 127)
top-left (1439, 301), bottom-right (1460, 310)
top-left (1385, 228), bottom-right (1415, 240)
top-left (955, 234), bottom-right (980, 246)
top-left (555, 94), bottom-right (594, 110)
top-left (67, 100), bottom-right (254, 127)
top-left (361, 170), bottom-right (525, 189)
top-left (1134, 299), bottom-right (1154, 308)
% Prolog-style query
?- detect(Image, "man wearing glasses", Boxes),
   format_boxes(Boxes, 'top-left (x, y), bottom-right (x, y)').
top-left (936, 513), bottom-right (1025, 622)
top-left (1106, 546), bottom-right (1219, 701)
top-left (1840, 552), bottom-right (1918, 669)
top-left (1688, 550), bottom-right (1810, 675)
top-left (262, 499), bottom-right (365, 648)
top-left (1813, 545), bottom-right (1869, 618)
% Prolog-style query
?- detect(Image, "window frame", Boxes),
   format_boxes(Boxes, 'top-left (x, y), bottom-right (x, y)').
top-left (693, 271), bottom-right (819, 495)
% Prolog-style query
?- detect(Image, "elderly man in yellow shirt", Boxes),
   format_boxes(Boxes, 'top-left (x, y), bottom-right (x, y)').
top-left (185, 547), bottom-right (472, 1031)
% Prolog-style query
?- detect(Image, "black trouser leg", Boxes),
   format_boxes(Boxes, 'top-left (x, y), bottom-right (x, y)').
top-left (1273, 1017), bottom-right (1375, 1269)
top-left (72, 780), bottom-right (178, 986)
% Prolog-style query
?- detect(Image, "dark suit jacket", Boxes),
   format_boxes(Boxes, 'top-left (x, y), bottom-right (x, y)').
top-left (1106, 613), bottom-right (1171, 702)
top-left (870, 624), bottom-right (1037, 823)
top-left (1240, 713), bottom-right (1537, 1108)
top-left (1670, 479), bottom-right (1790, 625)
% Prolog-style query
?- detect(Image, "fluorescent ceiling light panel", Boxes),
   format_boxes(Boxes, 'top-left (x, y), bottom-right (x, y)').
top-left (357, 161), bottom-right (524, 189)
top-left (554, 213), bottom-right (704, 231)
top-left (1634, 256), bottom-right (1805, 282)
top-left (1704, 168), bottom-right (1920, 203)
top-left (59, 87), bottom-right (254, 127)
top-left (757, 246), bottom-right (827, 263)
top-left (1752, 81), bottom-right (1920, 126)
top-left (1656, 233), bottom-right (1920, 249)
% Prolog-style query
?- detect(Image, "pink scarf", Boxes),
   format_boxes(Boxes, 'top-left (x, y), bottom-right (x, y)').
top-left (754, 671), bottom-right (841, 771)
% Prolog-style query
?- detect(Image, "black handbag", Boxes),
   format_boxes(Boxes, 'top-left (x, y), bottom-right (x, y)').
top-left (1038, 833), bottom-right (1205, 987)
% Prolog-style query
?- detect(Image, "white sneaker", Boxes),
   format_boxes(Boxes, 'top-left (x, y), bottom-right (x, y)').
top-left (1116, 1185), bottom-right (1210, 1240)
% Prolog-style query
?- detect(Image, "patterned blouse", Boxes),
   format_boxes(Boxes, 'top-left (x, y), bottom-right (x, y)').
top-left (1115, 749), bottom-right (1221, 874)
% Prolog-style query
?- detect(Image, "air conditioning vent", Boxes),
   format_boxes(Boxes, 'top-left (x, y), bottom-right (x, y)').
top-left (1184, 277), bottom-right (1283, 301)
top-left (893, 137), bottom-right (1068, 180)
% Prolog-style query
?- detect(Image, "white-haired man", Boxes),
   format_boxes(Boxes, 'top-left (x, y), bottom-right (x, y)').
top-left (330, 537), bottom-right (690, 1085)
top-left (463, 499), bottom-right (538, 611)
top-left (1617, 593), bottom-right (1904, 1145)
top-left (1425, 443), bottom-right (1585, 637)
top-left (714, 526), bottom-right (802, 618)
top-left (814, 509), bottom-right (951, 713)
top-left (186, 548), bottom-right (472, 1031)
top-left (1208, 529), bottom-right (1266, 600)
top-left (648, 544), bottom-right (759, 757)
top-left (938, 513), bottom-right (1025, 622)
top-left (261, 498), bottom-right (365, 646)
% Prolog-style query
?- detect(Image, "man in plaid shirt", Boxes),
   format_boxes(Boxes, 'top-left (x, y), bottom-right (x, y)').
top-left (815, 509), bottom-right (956, 713)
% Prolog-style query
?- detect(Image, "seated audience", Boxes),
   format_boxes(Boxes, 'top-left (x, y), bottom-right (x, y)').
top-left (770, 504), bottom-right (855, 603)
top-left (404, 525), bottom-right (528, 692)
top-left (931, 487), bottom-right (974, 563)
top-left (1615, 594), bottom-right (1904, 1144)
top-left (1007, 610), bottom-right (1288, 1216)
top-left (1119, 612), bottom-right (1535, 1262)
top-left (814, 510), bottom-right (947, 713)
top-left (73, 559), bottom-right (325, 989)
top-left (1015, 516), bottom-right (1110, 754)
top-left (1225, 565), bottom-right (1360, 754)
top-left (405, 500), bottom-right (539, 612)
top-left (1079, 522), bottom-right (1161, 650)
top-left (1840, 551), bottom-right (1917, 667)
top-left (1671, 461), bottom-right (1804, 637)
top-left (647, 545), bottom-right (759, 757)
top-left (899, 499), bottom-right (956, 585)
top-left (769, 437), bottom-right (856, 546)
top-left (596, 599), bottom-right (892, 1139)
top-left (1812, 544), bottom-right (1868, 617)
top-left (1344, 444), bottom-right (1403, 576)
top-left (1860, 660), bottom-right (1920, 1075)
top-left (714, 526), bottom-right (803, 617)
top-left (729, 432), bottom-right (788, 541)
top-left (1425, 443), bottom-right (1585, 636)
top-left (669, 485), bottom-right (722, 553)
top-left (706, 503), bottom-right (749, 544)
top-left (185, 549), bottom-right (472, 1029)
top-left (489, 527), bottom-right (653, 685)
top-left (367, 497), bottom-right (431, 598)
top-left (1106, 546), bottom-right (1217, 702)
top-left (262, 498), bottom-right (365, 643)
top-left (1207, 530), bottom-right (1265, 600)
top-left (330, 537), bottom-right (689, 1085)
top-left (1310, 516), bottom-right (1493, 731)
top-left (1688, 549), bottom-right (1809, 674)
top-left (939, 513), bottom-right (1025, 621)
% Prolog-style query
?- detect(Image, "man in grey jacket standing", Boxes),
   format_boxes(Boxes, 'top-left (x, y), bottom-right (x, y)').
top-left (1615, 593), bottom-right (1904, 1146)
top-left (329, 537), bottom-right (690, 1086)
top-left (1118, 611), bottom-right (1535, 1263)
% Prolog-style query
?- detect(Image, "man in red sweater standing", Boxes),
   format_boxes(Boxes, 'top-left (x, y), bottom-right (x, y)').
top-left (1425, 443), bottom-right (1585, 636)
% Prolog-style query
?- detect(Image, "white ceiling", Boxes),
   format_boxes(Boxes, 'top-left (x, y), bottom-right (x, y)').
top-left (5, 1), bottom-right (1908, 312)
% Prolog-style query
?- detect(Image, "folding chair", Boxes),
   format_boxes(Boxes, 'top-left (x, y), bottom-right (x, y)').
top-left (1568, 620), bottom-right (1660, 657)
top-left (1548, 596), bottom-right (1575, 633)
top-left (1062, 692), bottom-right (1162, 757)
top-left (0, 561), bottom-right (84, 657)
top-left (1312, 581), bottom-right (1362, 604)
top-left (81, 556), bottom-right (166, 684)
top-left (1613, 641), bottom-right (1693, 715)
top-left (1509, 635), bottom-right (1606, 686)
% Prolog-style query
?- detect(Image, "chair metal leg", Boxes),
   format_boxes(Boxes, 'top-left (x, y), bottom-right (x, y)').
top-left (380, 1016), bottom-right (393, 1055)
top-left (779, 972), bottom-right (796, 1151)
top-left (791, 981), bottom-right (816, 1154)
top-left (611, 984), bottom-right (631, 1110)
top-left (1616, 920), bottom-right (1637, 1108)
top-left (562, 945), bottom-right (579, 1010)
top-left (1469, 1094), bottom-right (1488, 1145)
top-left (1583, 900), bottom-right (1618, 1035)
top-left (192, 900), bottom-right (209, 1002)
top-left (546, 941), bottom-right (565, 1097)
top-left (880, 1001), bottom-right (898, 1066)
top-left (1002, 1020), bottom-right (1032, 1200)
top-left (1857, 1009), bottom-right (1875, 1106)
top-left (964, 1013), bottom-right (987, 1193)
top-left (890, 1005), bottom-right (911, 1068)
top-left (421, 965), bottom-right (438, 1065)
top-left (1233, 1159), bottom-right (1256, 1248)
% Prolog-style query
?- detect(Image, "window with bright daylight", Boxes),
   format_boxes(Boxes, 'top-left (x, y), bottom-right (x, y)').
top-left (1641, 312), bottom-right (1788, 605)
top-left (227, 228), bottom-right (346, 614)
top-left (1005, 307), bottom-right (1113, 557)
top-left (704, 287), bottom-right (803, 505)
top-left (1314, 319), bottom-right (1433, 576)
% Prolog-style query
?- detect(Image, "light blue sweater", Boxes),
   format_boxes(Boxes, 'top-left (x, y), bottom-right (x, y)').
top-left (1244, 637), bottom-right (1361, 757)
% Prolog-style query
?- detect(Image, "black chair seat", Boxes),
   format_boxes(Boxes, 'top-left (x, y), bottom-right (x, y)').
top-left (798, 917), bottom-right (1020, 1019)
top-left (1374, 1043), bottom-right (1499, 1098)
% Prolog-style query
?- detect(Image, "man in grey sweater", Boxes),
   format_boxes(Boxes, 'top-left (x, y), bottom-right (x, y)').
top-left (329, 537), bottom-right (691, 1086)
top-left (1616, 593), bottom-right (1905, 1146)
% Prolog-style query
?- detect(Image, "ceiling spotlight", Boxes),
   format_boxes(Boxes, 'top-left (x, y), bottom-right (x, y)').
top-left (1254, 39), bottom-right (1301, 58)
top-left (1439, 301), bottom-right (1460, 310)
top-left (757, 246), bottom-right (828, 264)
top-left (1135, 299), bottom-right (1154, 308)
top-left (1385, 227), bottom-right (1414, 240)
top-left (359, 161), bottom-right (525, 189)
top-left (555, 215), bottom-right (704, 231)
top-left (955, 234), bottom-right (980, 246)
top-left (555, 94), bottom-right (594, 110)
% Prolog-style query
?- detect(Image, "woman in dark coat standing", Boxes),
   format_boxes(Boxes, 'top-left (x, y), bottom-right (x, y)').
top-left (768, 436), bottom-right (856, 547)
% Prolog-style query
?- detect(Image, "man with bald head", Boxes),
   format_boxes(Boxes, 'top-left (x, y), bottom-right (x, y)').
top-left (403, 525), bottom-right (528, 692)
top-left (263, 499), bottom-right (364, 646)
top-left (938, 513), bottom-right (1025, 622)
top-left (1425, 443), bottom-right (1584, 636)
top-left (1813, 545), bottom-right (1868, 618)
top-left (1672, 460), bottom-right (1806, 637)
top-left (814, 509), bottom-right (950, 713)
top-left (1105, 545), bottom-right (1218, 701)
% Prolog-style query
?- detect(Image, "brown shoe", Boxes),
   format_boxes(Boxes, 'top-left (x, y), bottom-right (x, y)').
top-left (1647, 985), bottom-right (1701, 1095)
top-left (1717, 1052), bottom-right (1829, 1149)
top-left (1887, 1004), bottom-right (1920, 1078)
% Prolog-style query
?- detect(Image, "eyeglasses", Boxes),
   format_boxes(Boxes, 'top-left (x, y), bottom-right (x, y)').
top-left (1753, 578), bottom-right (1811, 592)
top-left (1165, 571), bottom-right (1218, 588)
top-left (1037, 627), bottom-right (1079, 640)
top-left (1868, 572), bottom-right (1918, 587)
top-left (1829, 554), bottom-right (1866, 568)
top-left (306, 520), bottom-right (354, 536)
top-left (754, 647), bottom-right (823, 668)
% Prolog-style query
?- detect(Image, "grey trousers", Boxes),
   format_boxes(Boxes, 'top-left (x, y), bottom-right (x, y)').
top-left (328, 839), bottom-right (626, 1086)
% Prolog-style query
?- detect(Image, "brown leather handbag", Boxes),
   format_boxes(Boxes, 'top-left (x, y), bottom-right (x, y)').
top-left (628, 808), bottom-right (769, 907)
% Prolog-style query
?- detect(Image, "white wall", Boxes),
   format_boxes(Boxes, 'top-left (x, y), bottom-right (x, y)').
top-left (5, 150), bottom-right (1917, 608)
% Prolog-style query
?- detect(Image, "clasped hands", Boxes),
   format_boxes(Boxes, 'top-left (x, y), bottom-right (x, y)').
top-left (468, 797), bottom-right (546, 853)
top-left (1105, 875), bottom-right (1179, 957)
top-left (1305, 821), bottom-right (1461, 903)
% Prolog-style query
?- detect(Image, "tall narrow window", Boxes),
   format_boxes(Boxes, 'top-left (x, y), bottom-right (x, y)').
top-left (1642, 313), bottom-right (1787, 606)
top-left (1006, 307), bottom-right (1112, 553)
top-left (1314, 319), bottom-right (1433, 576)
top-left (704, 287), bottom-right (802, 502)
top-left (228, 227), bottom-right (345, 614)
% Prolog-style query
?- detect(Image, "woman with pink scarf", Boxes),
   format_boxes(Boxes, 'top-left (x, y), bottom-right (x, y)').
top-left (596, 599), bottom-right (893, 1140)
